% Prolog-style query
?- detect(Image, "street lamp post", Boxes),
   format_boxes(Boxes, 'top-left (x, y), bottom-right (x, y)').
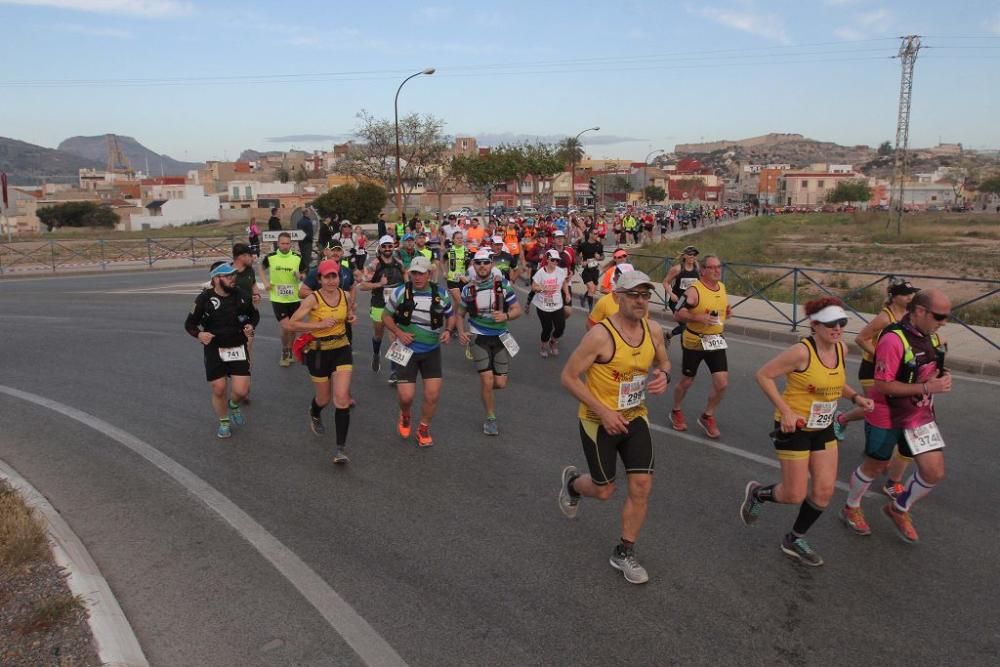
top-left (394, 67), bottom-right (435, 220)
top-left (643, 148), bottom-right (665, 203)
top-left (570, 126), bottom-right (599, 210)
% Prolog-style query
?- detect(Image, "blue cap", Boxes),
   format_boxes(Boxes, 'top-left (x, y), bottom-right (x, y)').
top-left (402, 233), bottom-right (415, 241)
top-left (210, 262), bottom-right (237, 277)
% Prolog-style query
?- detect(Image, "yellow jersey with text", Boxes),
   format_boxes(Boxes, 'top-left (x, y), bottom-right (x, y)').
top-left (579, 318), bottom-right (656, 423)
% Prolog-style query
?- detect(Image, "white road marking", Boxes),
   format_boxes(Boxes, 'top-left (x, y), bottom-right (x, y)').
top-left (0, 385), bottom-right (408, 667)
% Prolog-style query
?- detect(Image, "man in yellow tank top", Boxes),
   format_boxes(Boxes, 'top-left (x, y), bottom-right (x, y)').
top-left (558, 271), bottom-right (671, 585)
top-left (671, 254), bottom-right (731, 438)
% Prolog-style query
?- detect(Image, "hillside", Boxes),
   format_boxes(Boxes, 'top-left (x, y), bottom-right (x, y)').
top-left (0, 136), bottom-right (104, 185)
top-left (58, 135), bottom-right (202, 177)
top-left (675, 133), bottom-right (876, 176)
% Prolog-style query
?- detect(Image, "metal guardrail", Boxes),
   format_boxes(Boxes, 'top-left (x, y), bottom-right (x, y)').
top-left (628, 253), bottom-right (1000, 352)
top-left (0, 236), bottom-right (235, 275)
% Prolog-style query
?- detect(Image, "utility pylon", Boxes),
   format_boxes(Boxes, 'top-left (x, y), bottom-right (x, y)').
top-left (890, 35), bottom-right (921, 235)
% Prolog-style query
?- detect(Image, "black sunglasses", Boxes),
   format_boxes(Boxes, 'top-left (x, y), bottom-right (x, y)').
top-left (819, 318), bottom-right (849, 329)
top-left (918, 305), bottom-right (949, 321)
top-left (473, 260), bottom-right (492, 266)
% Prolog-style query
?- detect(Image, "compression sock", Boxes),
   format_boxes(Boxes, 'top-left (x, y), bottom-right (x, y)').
top-left (219, 416), bottom-right (230, 425)
top-left (566, 473), bottom-right (580, 498)
top-left (791, 499), bottom-right (825, 536)
top-left (334, 408), bottom-right (350, 446)
top-left (894, 471), bottom-right (935, 512)
top-left (619, 538), bottom-right (635, 553)
top-left (846, 467), bottom-right (874, 508)
top-left (228, 400), bottom-right (240, 411)
top-left (754, 484), bottom-right (778, 503)
top-left (372, 337), bottom-right (382, 355)
top-left (310, 399), bottom-right (324, 418)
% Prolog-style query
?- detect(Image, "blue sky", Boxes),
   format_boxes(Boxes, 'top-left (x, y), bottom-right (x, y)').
top-left (1, 0), bottom-right (998, 162)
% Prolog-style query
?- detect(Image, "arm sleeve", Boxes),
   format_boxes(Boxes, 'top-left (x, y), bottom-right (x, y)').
top-left (184, 293), bottom-right (206, 337)
top-left (244, 297), bottom-right (260, 328)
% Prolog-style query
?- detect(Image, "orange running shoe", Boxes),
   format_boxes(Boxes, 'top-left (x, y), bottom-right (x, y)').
top-left (840, 506), bottom-right (872, 536)
top-left (416, 423), bottom-right (433, 447)
top-left (671, 409), bottom-right (688, 431)
top-left (882, 503), bottom-right (919, 543)
top-left (698, 413), bottom-right (721, 439)
top-left (397, 412), bottom-right (411, 438)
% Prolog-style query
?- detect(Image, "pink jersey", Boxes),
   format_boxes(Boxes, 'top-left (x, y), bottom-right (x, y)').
top-left (866, 327), bottom-right (940, 430)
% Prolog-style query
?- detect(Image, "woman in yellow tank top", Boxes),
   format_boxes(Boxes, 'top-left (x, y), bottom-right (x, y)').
top-left (739, 297), bottom-right (874, 567)
top-left (285, 260), bottom-right (356, 463)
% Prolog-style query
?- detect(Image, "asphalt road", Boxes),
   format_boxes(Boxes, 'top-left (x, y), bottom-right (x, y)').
top-left (1, 268), bottom-right (998, 666)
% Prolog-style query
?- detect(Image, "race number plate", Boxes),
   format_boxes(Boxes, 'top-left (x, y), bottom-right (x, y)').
top-left (277, 284), bottom-right (296, 297)
top-left (806, 400), bottom-right (838, 430)
top-left (679, 277), bottom-right (698, 290)
top-left (586, 259), bottom-right (599, 268)
top-left (617, 374), bottom-right (647, 410)
top-left (701, 334), bottom-right (728, 351)
top-left (904, 421), bottom-right (946, 456)
top-left (218, 346), bottom-right (247, 362)
top-left (499, 332), bottom-right (519, 357)
top-left (385, 340), bottom-right (413, 366)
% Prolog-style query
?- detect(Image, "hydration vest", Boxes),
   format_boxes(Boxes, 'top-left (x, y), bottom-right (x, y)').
top-left (393, 282), bottom-right (446, 329)
top-left (883, 323), bottom-right (946, 383)
top-left (467, 278), bottom-right (507, 317)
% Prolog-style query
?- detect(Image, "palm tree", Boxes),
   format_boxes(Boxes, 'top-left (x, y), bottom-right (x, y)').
top-left (556, 137), bottom-right (584, 167)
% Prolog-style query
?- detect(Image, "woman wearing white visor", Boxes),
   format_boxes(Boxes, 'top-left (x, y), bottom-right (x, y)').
top-left (739, 297), bottom-right (874, 566)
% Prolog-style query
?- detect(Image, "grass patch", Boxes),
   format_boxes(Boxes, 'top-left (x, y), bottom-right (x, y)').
top-left (17, 594), bottom-right (86, 636)
top-left (0, 480), bottom-right (48, 573)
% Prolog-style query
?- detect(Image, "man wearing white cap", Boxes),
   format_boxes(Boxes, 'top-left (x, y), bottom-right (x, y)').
top-left (558, 270), bottom-right (671, 584)
top-left (360, 235), bottom-right (406, 380)
top-left (457, 248), bottom-right (522, 436)
top-left (489, 236), bottom-right (514, 280)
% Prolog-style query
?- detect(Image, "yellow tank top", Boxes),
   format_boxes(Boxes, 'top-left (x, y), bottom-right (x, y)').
top-left (310, 288), bottom-right (349, 347)
top-left (776, 337), bottom-right (846, 430)
top-left (579, 319), bottom-right (656, 423)
top-left (681, 280), bottom-right (728, 349)
top-left (861, 306), bottom-right (898, 362)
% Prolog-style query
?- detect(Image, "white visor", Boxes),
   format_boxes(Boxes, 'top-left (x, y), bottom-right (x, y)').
top-left (810, 305), bottom-right (848, 323)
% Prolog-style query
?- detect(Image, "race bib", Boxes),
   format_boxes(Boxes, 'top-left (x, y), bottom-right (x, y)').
top-left (701, 334), bottom-right (728, 351)
top-left (905, 421), bottom-right (946, 456)
top-left (806, 400), bottom-right (838, 429)
top-left (586, 259), bottom-right (599, 268)
top-left (541, 291), bottom-right (559, 309)
top-left (383, 287), bottom-right (395, 304)
top-left (385, 340), bottom-right (413, 366)
top-left (617, 374), bottom-right (647, 410)
top-left (679, 277), bottom-right (697, 290)
top-left (499, 332), bottom-right (519, 357)
top-left (218, 346), bottom-right (247, 362)
top-left (277, 284), bottom-right (295, 297)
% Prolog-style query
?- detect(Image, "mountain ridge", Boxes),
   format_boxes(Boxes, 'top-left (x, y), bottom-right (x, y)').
top-left (57, 135), bottom-right (203, 177)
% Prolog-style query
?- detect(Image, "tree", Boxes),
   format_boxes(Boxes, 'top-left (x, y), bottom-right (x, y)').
top-left (644, 185), bottom-right (666, 203)
top-left (826, 180), bottom-right (872, 205)
top-left (877, 141), bottom-right (894, 157)
top-left (977, 175), bottom-right (1000, 195)
top-left (275, 166), bottom-right (291, 183)
top-left (311, 182), bottom-right (387, 226)
top-left (36, 201), bottom-right (119, 231)
top-left (522, 142), bottom-right (565, 205)
top-left (555, 137), bottom-right (584, 168)
top-left (293, 165), bottom-right (308, 184)
top-left (334, 109), bottom-right (450, 212)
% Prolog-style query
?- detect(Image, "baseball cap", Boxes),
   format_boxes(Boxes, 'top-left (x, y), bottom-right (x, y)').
top-left (340, 219), bottom-right (352, 227)
top-left (491, 235), bottom-right (504, 244)
top-left (409, 256), bottom-right (433, 273)
top-left (613, 248), bottom-right (629, 259)
top-left (318, 260), bottom-right (340, 276)
top-left (473, 249), bottom-right (493, 261)
top-left (683, 245), bottom-right (699, 256)
top-left (232, 243), bottom-right (252, 257)
top-left (553, 230), bottom-right (565, 237)
top-left (378, 235), bottom-right (395, 246)
top-left (402, 233), bottom-right (415, 241)
top-left (614, 270), bottom-right (655, 293)
top-left (545, 249), bottom-right (561, 259)
top-left (210, 262), bottom-right (237, 277)
top-left (810, 304), bottom-right (849, 323)
top-left (888, 280), bottom-right (920, 296)
top-left (324, 241), bottom-right (343, 251)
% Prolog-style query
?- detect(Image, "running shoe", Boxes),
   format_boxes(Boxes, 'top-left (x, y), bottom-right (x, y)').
top-left (558, 465), bottom-right (580, 519)
top-left (670, 409), bottom-right (687, 431)
top-left (416, 424), bottom-right (433, 447)
top-left (371, 353), bottom-right (381, 373)
top-left (550, 340), bottom-right (560, 356)
top-left (332, 447), bottom-right (350, 464)
top-left (698, 413), bottom-right (721, 439)
top-left (832, 411), bottom-right (848, 441)
top-left (740, 481), bottom-right (763, 525)
top-left (840, 506), bottom-right (872, 536)
top-left (540, 345), bottom-right (549, 358)
top-left (397, 412), bottom-right (411, 438)
top-left (279, 352), bottom-right (291, 368)
top-left (217, 421), bottom-right (232, 439)
top-left (229, 405), bottom-right (245, 427)
top-left (483, 417), bottom-right (500, 436)
top-left (609, 545), bottom-right (649, 584)
top-left (882, 481), bottom-right (904, 500)
top-left (780, 535), bottom-right (824, 567)
top-left (882, 503), bottom-right (919, 543)
top-left (309, 412), bottom-right (325, 436)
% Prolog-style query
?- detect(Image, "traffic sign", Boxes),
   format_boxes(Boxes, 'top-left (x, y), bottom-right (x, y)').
top-left (261, 230), bottom-right (305, 242)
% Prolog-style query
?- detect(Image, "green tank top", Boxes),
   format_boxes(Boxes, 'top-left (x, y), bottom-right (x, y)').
top-left (266, 251), bottom-right (301, 303)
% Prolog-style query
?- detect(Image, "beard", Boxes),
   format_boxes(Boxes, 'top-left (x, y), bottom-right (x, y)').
top-left (217, 280), bottom-right (234, 294)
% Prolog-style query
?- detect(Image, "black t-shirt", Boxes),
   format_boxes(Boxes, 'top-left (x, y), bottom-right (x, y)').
top-left (577, 241), bottom-right (604, 262)
top-left (233, 265), bottom-right (257, 302)
top-left (267, 215), bottom-right (282, 231)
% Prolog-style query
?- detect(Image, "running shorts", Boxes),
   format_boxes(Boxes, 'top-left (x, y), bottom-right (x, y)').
top-left (579, 416), bottom-right (654, 486)
top-left (681, 346), bottom-right (728, 377)
top-left (395, 347), bottom-right (443, 383)
top-left (771, 421), bottom-right (837, 461)
top-left (864, 423), bottom-right (916, 461)
top-left (271, 301), bottom-right (299, 321)
top-left (305, 345), bottom-right (353, 380)
top-left (204, 344), bottom-right (251, 382)
top-left (471, 334), bottom-right (510, 376)
top-left (581, 267), bottom-right (599, 284)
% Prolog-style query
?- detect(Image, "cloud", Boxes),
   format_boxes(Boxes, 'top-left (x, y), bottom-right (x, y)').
top-left (831, 6), bottom-right (893, 40)
top-left (858, 8), bottom-right (890, 27)
top-left (989, 15), bottom-right (1000, 35)
top-left (687, 4), bottom-right (790, 44)
top-left (833, 26), bottom-right (866, 41)
top-left (0, 0), bottom-right (194, 17)
top-left (52, 22), bottom-right (132, 38)
top-left (415, 5), bottom-right (450, 21)
top-left (470, 133), bottom-right (646, 147)
top-left (265, 134), bottom-right (350, 144)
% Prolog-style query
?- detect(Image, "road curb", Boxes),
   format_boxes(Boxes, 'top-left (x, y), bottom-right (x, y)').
top-left (0, 459), bottom-right (149, 667)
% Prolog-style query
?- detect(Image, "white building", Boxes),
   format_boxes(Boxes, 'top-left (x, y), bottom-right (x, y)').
top-left (130, 184), bottom-right (220, 230)
top-left (225, 180), bottom-right (296, 207)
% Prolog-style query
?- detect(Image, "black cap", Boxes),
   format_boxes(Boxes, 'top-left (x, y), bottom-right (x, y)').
top-left (683, 245), bottom-right (699, 256)
top-left (888, 280), bottom-right (920, 296)
top-left (232, 243), bottom-right (253, 257)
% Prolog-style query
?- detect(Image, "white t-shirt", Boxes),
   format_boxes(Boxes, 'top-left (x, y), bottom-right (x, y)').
top-left (532, 266), bottom-right (568, 312)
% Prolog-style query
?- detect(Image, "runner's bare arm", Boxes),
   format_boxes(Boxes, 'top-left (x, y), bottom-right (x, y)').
top-left (672, 286), bottom-right (701, 323)
top-left (560, 326), bottom-right (628, 433)
top-left (854, 311), bottom-right (890, 356)
top-left (756, 343), bottom-right (811, 432)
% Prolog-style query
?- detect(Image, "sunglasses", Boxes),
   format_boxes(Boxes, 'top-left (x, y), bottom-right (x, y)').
top-left (918, 305), bottom-right (950, 321)
top-left (818, 318), bottom-right (849, 329)
top-left (621, 291), bottom-right (653, 300)
top-left (473, 260), bottom-right (492, 266)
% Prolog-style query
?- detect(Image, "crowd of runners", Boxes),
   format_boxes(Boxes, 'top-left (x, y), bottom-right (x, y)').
top-left (185, 205), bottom-right (955, 584)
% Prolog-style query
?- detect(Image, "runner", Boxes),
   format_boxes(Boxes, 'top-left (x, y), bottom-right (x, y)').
top-left (739, 297), bottom-right (874, 566)
top-left (576, 228), bottom-right (604, 311)
top-left (457, 249), bottom-right (522, 436)
top-left (231, 244), bottom-right (261, 370)
top-left (285, 259), bottom-right (356, 464)
top-left (397, 233), bottom-right (419, 270)
top-left (488, 236), bottom-right (514, 280)
top-left (662, 246), bottom-right (700, 342)
top-left (558, 270), bottom-right (671, 584)
top-left (532, 249), bottom-right (571, 358)
top-left (260, 232), bottom-right (302, 367)
top-left (670, 254), bottom-right (730, 438)
top-left (839, 289), bottom-right (951, 543)
top-left (184, 263), bottom-right (259, 439)
top-left (382, 256), bottom-right (456, 448)
top-left (360, 235), bottom-right (405, 379)
top-left (445, 230), bottom-right (470, 308)
top-left (599, 249), bottom-right (630, 294)
top-left (586, 263), bottom-right (635, 330)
